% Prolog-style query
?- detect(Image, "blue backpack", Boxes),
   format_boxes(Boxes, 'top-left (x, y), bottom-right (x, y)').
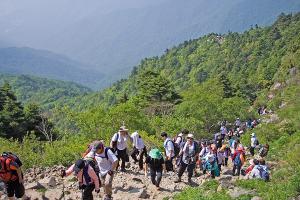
top-left (257, 166), bottom-right (270, 181)
top-left (234, 153), bottom-right (242, 166)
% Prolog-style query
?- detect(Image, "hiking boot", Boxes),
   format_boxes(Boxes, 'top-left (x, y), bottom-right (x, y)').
top-left (174, 177), bottom-right (181, 183)
top-left (120, 168), bottom-right (126, 172)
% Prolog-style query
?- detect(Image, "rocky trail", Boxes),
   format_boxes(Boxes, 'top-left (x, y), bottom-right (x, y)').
top-left (0, 157), bottom-right (266, 200)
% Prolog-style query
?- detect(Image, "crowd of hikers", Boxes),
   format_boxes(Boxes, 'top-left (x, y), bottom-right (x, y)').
top-left (0, 118), bottom-right (271, 200)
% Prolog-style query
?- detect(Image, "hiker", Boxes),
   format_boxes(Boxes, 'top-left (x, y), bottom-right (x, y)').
top-left (0, 152), bottom-right (28, 200)
top-left (227, 128), bottom-right (234, 140)
top-left (198, 141), bottom-right (209, 172)
top-left (220, 125), bottom-right (227, 140)
top-left (235, 118), bottom-right (241, 129)
top-left (130, 131), bottom-right (147, 170)
top-left (144, 148), bottom-right (165, 190)
top-left (258, 144), bottom-right (269, 158)
top-left (249, 159), bottom-right (270, 181)
top-left (246, 118), bottom-right (252, 128)
top-left (232, 146), bottom-right (245, 176)
top-left (215, 134), bottom-right (223, 149)
top-left (175, 134), bottom-right (199, 183)
top-left (223, 144), bottom-right (230, 167)
top-left (110, 126), bottom-right (132, 172)
top-left (241, 159), bottom-right (259, 177)
top-left (93, 141), bottom-right (118, 200)
top-left (250, 133), bottom-right (259, 156)
top-left (62, 159), bottom-right (100, 200)
top-left (161, 132), bottom-right (175, 171)
top-left (217, 145), bottom-right (226, 171)
top-left (174, 129), bottom-right (189, 167)
top-left (202, 151), bottom-right (219, 179)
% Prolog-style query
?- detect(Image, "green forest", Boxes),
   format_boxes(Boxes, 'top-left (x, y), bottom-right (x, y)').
top-left (0, 13), bottom-right (300, 199)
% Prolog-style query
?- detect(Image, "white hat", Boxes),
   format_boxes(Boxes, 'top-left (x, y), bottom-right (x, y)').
top-left (187, 133), bottom-right (194, 139)
top-left (178, 133), bottom-right (183, 137)
top-left (119, 126), bottom-right (129, 132)
top-left (251, 133), bottom-right (256, 136)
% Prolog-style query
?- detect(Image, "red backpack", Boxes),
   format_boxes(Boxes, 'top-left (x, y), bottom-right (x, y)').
top-left (0, 152), bottom-right (22, 182)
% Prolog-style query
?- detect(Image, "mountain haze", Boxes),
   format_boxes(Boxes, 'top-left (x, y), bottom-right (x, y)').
top-left (0, 47), bottom-right (105, 89)
top-left (0, 0), bottom-right (299, 84)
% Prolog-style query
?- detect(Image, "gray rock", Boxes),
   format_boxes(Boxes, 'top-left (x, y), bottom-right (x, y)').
top-left (227, 187), bottom-right (256, 198)
top-left (251, 197), bottom-right (262, 200)
top-left (25, 182), bottom-right (46, 190)
top-left (218, 175), bottom-right (233, 182)
top-left (137, 188), bottom-right (149, 199)
top-left (39, 177), bottom-right (57, 188)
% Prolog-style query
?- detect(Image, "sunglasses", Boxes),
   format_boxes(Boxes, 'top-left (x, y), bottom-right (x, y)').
top-left (187, 137), bottom-right (193, 139)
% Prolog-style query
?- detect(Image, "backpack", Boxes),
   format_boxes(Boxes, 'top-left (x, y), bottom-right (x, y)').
top-left (257, 166), bottom-right (270, 181)
top-left (167, 140), bottom-right (180, 157)
top-left (111, 133), bottom-right (120, 150)
top-left (255, 139), bottom-right (259, 146)
top-left (233, 153), bottom-right (242, 166)
top-left (0, 152), bottom-right (22, 182)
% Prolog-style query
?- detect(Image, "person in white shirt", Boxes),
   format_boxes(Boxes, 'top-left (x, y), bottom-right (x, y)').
top-left (175, 134), bottom-right (199, 183)
top-left (93, 141), bottom-right (118, 200)
top-left (161, 132), bottom-right (175, 171)
top-left (130, 131), bottom-right (147, 170)
top-left (110, 126), bottom-right (132, 172)
top-left (250, 133), bottom-right (258, 156)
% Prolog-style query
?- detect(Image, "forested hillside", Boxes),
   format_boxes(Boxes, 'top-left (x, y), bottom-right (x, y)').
top-left (0, 73), bottom-right (91, 108)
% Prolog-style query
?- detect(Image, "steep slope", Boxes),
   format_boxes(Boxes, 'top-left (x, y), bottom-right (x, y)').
top-left (0, 47), bottom-right (106, 89)
top-left (0, 73), bottom-right (91, 108)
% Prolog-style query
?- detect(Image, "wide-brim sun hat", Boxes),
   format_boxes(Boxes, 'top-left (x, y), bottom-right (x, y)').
top-left (187, 133), bottom-right (194, 139)
top-left (251, 132), bottom-right (256, 136)
top-left (119, 126), bottom-right (129, 132)
top-left (149, 148), bottom-right (162, 159)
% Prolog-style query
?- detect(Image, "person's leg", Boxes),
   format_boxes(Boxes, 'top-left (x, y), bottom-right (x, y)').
top-left (131, 147), bottom-right (138, 163)
top-left (116, 150), bottom-right (121, 171)
top-left (175, 162), bottom-right (187, 182)
top-left (150, 168), bottom-right (157, 186)
top-left (120, 149), bottom-right (127, 171)
top-left (6, 181), bottom-right (16, 200)
top-left (237, 165), bottom-right (241, 176)
top-left (82, 184), bottom-right (95, 200)
top-left (104, 173), bottom-right (114, 199)
top-left (187, 163), bottom-right (196, 182)
top-left (233, 164), bottom-right (236, 176)
top-left (225, 157), bottom-right (228, 166)
top-left (218, 164), bottom-right (222, 171)
top-left (250, 147), bottom-right (255, 156)
top-left (156, 170), bottom-right (162, 188)
top-left (138, 149), bottom-right (145, 170)
top-left (14, 181), bottom-right (25, 199)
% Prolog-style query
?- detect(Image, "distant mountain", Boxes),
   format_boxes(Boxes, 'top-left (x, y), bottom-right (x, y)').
top-left (0, 47), bottom-right (106, 89)
top-left (0, 73), bottom-right (91, 108)
top-left (0, 0), bottom-right (300, 82)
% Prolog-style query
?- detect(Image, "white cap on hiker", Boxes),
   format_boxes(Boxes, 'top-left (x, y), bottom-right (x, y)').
top-left (187, 133), bottom-right (194, 139)
top-left (251, 132), bottom-right (256, 136)
top-left (178, 133), bottom-right (183, 137)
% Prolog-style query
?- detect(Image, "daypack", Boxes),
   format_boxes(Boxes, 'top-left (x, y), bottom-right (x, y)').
top-left (255, 139), bottom-right (259, 146)
top-left (233, 153), bottom-right (242, 166)
top-left (167, 140), bottom-right (180, 157)
top-left (257, 166), bottom-right (270, 181)
top-left (0, 152), bottom-right (22, 182)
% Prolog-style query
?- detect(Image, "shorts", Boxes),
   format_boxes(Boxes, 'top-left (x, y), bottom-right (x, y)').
top-left (5, 180), bottom-right (25, 198)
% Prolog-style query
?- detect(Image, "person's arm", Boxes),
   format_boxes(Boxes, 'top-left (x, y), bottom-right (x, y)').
top-left (144, 163), bottom-right (148, 177)
top-left (65, 164), bottom-right (75, 176)
top-left (16, 168), bottom-right (23, 184)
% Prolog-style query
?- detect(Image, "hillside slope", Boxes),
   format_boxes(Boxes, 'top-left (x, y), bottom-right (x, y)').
top-left (0, 73), bottom-right (91, 108)
top-left (0, 47), bottom-right (106, 89)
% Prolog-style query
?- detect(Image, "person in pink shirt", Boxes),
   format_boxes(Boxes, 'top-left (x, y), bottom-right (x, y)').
top-left (61, 159), bottom-right (100, 200)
